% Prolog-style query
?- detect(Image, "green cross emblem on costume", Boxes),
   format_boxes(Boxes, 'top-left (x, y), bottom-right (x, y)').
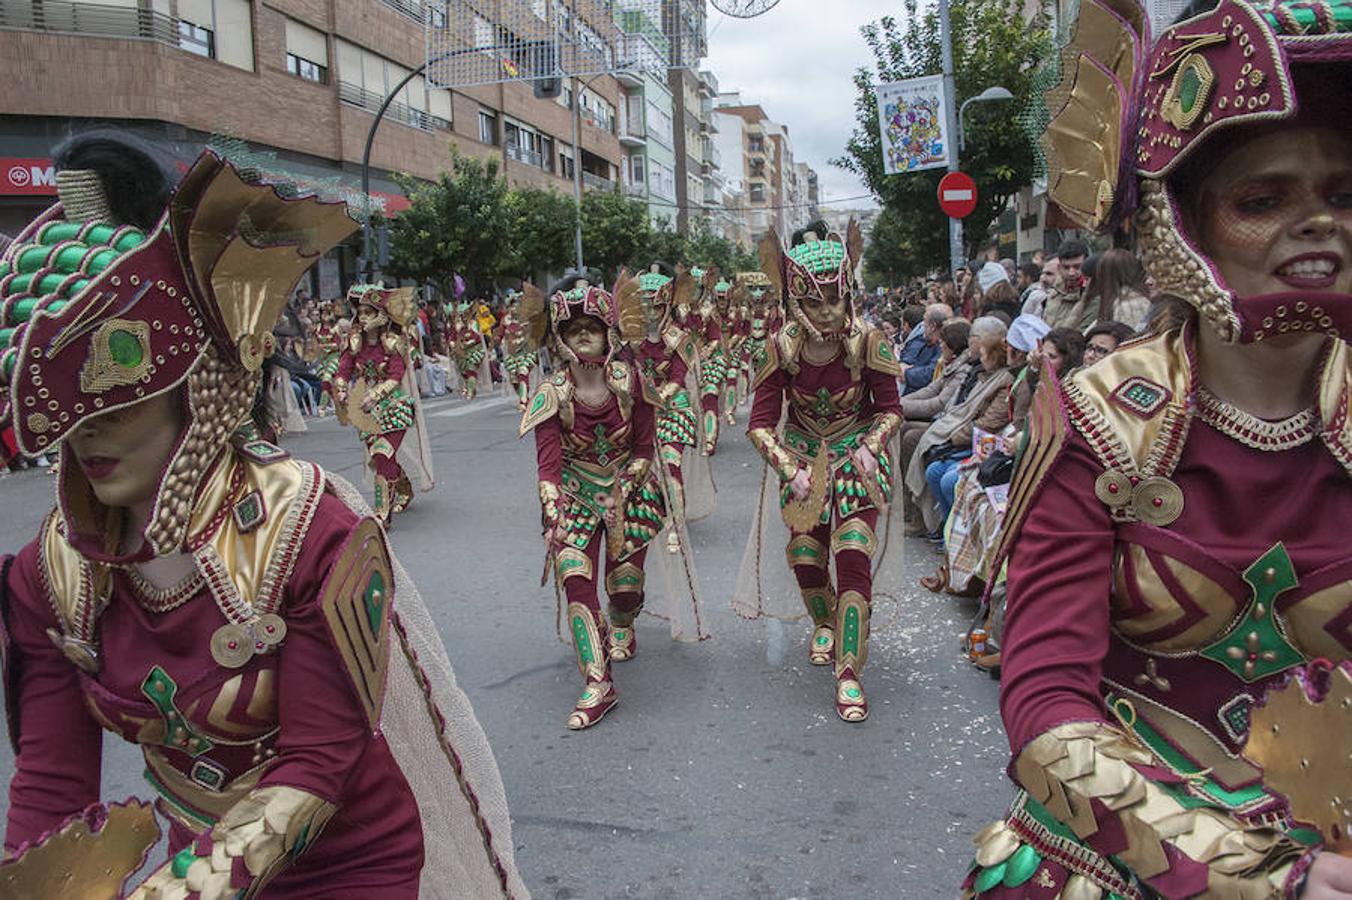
top-left (592, 423), bottom-right (615, 464)
top-left (1201, 544), bottom-right (1305, 682)
top-left (812, 387), bottom-right (834, 417)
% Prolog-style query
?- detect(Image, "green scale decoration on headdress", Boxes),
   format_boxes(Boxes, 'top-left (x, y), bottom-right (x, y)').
top-left (786, 239), bottom-right (847, 276)
top-left (0, 222), bottom-right (147, 392)
top-left (639, 271), bottom-right (672, 293)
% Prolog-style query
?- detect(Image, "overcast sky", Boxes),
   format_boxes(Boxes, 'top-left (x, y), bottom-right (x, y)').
top-left (704, 0), bottom-right (898, 210)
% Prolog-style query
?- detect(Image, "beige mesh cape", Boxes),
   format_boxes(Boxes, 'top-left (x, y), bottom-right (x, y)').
top-left (330, 475), bottom-right (529, 899)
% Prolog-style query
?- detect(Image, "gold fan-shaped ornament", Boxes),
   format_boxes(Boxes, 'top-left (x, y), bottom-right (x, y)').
top-left (1243, 661), bottom-right (1352, 855)
top-left (613, 267), bottom-right (645, 345)
top-left (520, 283), bottom-right (548, 350)
top-left (781, 444), bottom-right (831, 532)
top-left (0, 800), bottom-right (160, 898)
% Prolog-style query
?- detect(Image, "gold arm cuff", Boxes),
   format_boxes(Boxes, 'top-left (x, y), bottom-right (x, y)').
top-left (1015, 722), bottom-right (1304, 893)
top-left (860, 411), bottom-right (902, 457)
top-left (624, 457), bottom-right (651, 486)
top-left (538, 481), bottom-right (561, 527)
top-left (130, 786), bottom-right (336, 900)
top-left (748, 427), bottom-right (799, 481)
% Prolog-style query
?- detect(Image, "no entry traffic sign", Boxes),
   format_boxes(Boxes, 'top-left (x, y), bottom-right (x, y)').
top-left (937, 172), bottom-right (977, 219)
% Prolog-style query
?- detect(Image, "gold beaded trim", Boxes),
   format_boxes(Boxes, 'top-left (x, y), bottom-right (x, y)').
top-left (124, 565), bottom-right (204, 614)
top-left (1194, 387), bottom-right (1318, 451)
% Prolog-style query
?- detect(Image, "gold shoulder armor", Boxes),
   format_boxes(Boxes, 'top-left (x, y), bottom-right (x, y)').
top-left (519, 380), bottom-right (560, 437)
top-left (750, 329), bottom-right (781, 390)
top-left (1063, 330), bottom-right (1188, 478)
top-left (986, 370), bottom-right (1071, 582)
top-left (664, 324), bottom-right (698, 369)
top-left (319, 518), bottom-right (393, 729)
top-left (864, 327), bottom-right (902, 376)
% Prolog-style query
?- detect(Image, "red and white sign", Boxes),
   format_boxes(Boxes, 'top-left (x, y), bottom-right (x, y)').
top-left (937, 171), bottom-right (977, 219)
top-left (1, 157), bottom-right (56, 196)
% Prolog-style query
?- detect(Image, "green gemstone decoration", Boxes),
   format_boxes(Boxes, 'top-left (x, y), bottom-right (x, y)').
top-left (1178, 66), bottom-right (1202, 113)
top-left (841, 605), bottom-right (860, 657)
top-left (364, 570), bottom-right (386, 637)
top-left (141, 666), bottom-right (214, 757)
top-left (108, 328), bottom-right (144, 368)
top-left (1002, 844), bottom-right (1042, 887)
top-left (1200, 544), bottom-right (1305, 683)
top-left (171, 846), bottom-right (198, 878)
top-left (973, 861), bottom-right (1007, 893)
top-left (572, 615), bottom-right (596, 665)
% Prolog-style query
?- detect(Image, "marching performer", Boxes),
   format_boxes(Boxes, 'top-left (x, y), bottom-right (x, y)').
top-left (719, 278), bottom-right (749, 423)
top-left (518, 273), bottom-right (670, 729)
top-left (0, 135), bottom-right (524, 897)
top-left (500, 289), bottom-right (539, 411)
top-left (966, 0), bottom-right (1352, 894)
top-left (690, 267), bottom-right (728, 455)
top-left (333, 284), bottom-right (433, 526)
top-left (740, 222), bottom-right (903, 723)
top-left (310, 300), bottom-right (345, 413)
top-left (739, 271), bottom-right (778, 381)
top-left (448, 301), bottom-right (487, 400)
top-left (628, 264), bottom-right (701, 555)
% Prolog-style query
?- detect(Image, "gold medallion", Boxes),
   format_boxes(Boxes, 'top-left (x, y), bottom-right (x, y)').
top-left (210, 623), bottom-right (253, 668)
top-left (254, 613), bottom-right (287, 647)
top-left (1094, 470), bottom-right (1134, 509)
top-left (47, 628), bottom-right (99, 674)
top-left (1133, 476), bottom-right (1184, 526)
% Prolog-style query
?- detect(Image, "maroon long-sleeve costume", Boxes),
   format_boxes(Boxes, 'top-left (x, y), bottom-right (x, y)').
top-left (3, 454), bottom-right (423, 896)
top-left (965, 328), bottom-right (1352, 896)
top-left (746, 320), bottom-right (903, 715)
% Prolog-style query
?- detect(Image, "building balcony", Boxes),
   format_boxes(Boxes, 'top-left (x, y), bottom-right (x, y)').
top-left (504, 143), bottom-right (544, 168)
top-left (619, 121), bottom-right (646, 147)
top-left (339, 81), bottom-right (449, 133)
top-left (624, 180), bottom-right (646, 199)
top-left (614, 67), bottom-right (644, 88)
top-left (697, 69), bottom-right (718, 97)
top-left (0, 0), bottom-right (178, 44)
top-left (583, 171), bottom-right (615, 192)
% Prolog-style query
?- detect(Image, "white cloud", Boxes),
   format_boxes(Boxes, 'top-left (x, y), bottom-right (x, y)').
top-left (704, 0), bottom-right (898, 210)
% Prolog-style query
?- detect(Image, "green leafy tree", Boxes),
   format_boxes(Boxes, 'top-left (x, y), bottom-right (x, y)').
top-left (502, 186), bottom-right (576, 280)
top-left (385, 147), bottom-right (510, 298)
top-left (580, 190), bottom-right (651, 283)
top-left (636, 218), bottom-right (688, 269)
top-left (835, 0), bottom-right (1051, 279)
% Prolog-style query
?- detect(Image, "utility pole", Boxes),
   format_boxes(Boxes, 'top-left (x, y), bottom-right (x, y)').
top-left (937, 0), bottom-right (964, 277)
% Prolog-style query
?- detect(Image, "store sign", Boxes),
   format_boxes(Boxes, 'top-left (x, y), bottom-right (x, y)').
top-left (1, 158), bottom-right (57, 196)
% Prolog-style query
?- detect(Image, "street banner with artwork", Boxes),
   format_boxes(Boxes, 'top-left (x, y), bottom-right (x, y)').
top-left (876, 75), bottom-right (950, 175)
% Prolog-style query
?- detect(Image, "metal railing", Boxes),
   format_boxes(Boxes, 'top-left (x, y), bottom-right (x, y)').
top-left (339, 81), bottom-right (449, 134)
top-left (377, 0), bottom-right (427, 24)
top-left (582, 172), bottom-right (615, 192)
top-left (0, 0), bottom-right (177, 45)
top-left (623, 180), bottom-right (646, 198)
top-left (505, 143), bottom-right (543, 167)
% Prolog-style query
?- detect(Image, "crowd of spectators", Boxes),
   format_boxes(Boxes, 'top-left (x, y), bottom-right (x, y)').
top-left (861, 239), bottom-right (1159, 673)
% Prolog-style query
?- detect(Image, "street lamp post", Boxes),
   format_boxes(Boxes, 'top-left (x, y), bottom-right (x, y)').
top-left (937, 0), bottom-right (1014, 275)
top-left (958, 87), bottom-right (1014, 152)
top-left (570, 71), bottom-right (622, 274)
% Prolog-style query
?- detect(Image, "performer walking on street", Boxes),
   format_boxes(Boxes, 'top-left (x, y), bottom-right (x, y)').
top-left (500, 289), bottom-right (539, 411)
top-left (449, 301), bottom-right (487, 400)
top-left (0, 135), bottom-right (523, 898)
top-left (333, 284), bottom-right (433, 526)
top-left (965, 0), bottom-right (1352, 895)
top-left (742, 221), bottom-right (903, 723)
top-left (519, 273), bottom-right (668, 729)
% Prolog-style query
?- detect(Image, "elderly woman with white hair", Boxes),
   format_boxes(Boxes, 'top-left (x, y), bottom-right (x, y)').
top-left (904, 316), bottom-right (1015, 539)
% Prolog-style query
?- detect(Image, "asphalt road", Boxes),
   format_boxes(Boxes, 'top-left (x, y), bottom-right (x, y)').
top-left (0, 389), bottom-right (1010, 898)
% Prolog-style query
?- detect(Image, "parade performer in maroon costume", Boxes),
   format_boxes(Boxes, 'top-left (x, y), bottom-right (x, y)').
top-left (519, 273), bottom-right (668, 729)
top-left (964, 1), bottom-right (1352, 895)
top-left (333, 284), bottom-right (428, 525)
top-left (628, 264), bottom-right (701, 558)
top-left (740, 222), bottom-right (903, 723)
top-left (448, 301), bottom-right (487, 400)
top-left (500, 289), bottom-right (539, 411)
top-left (0, 137), bottom-right (525, 898)
top-left (690, 267), bottom-right (728, 455)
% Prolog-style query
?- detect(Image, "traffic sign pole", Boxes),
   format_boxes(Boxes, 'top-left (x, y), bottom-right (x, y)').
top-left (938, 0), bottom-right (964, 276)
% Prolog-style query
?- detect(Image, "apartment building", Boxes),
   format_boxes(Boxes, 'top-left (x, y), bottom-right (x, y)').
top-left (614, 9), bottom-right (678, 228)
top-left (0, 0), bottom-right (625, 289)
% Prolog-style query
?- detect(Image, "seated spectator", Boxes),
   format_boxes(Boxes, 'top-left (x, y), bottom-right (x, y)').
top-left (899, 305), bottom-right (925, 344)
top-left (903, 316), bottom-right (1014, 540)
top-left (1082, 320), bottom-right (1137, 367)
top-left (1004, 314), bottom-right (1051, 435)
top-left (900, 320), bottom-right (974, 533)
top-left (1087, 247), bottom-right (1152, 331)
top-left (978, 263), bottom-right (1021, 321)
top-left (1021, 255), bottom-right (1057, 317)
top-left (1040, 238), bottom-right (1095, 332)
top-left (899, 302), bottom-right (952, 393)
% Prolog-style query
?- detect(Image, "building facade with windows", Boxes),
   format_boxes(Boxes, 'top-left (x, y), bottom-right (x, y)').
top-left (0, 0), bottom-right (625, 289)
